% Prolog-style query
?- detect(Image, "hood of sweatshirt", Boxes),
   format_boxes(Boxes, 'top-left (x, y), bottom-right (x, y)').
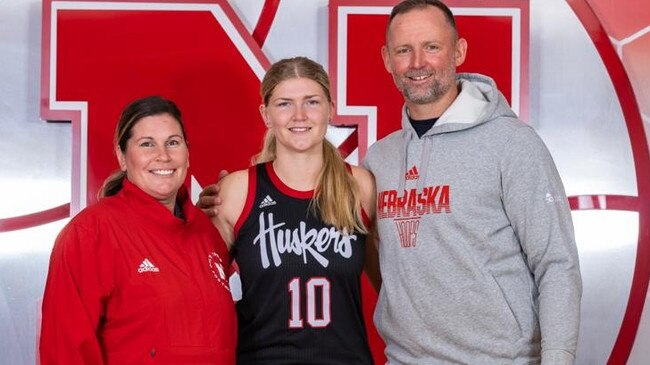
top-left (397, 72), bottom-right (518, 192)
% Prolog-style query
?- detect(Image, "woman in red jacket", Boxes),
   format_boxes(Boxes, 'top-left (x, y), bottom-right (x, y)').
top-left (40, 96), bottom-right (237, 364)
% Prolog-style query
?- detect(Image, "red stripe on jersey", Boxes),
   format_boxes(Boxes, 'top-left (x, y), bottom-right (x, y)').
top-left (234, 165), bottom-right (258, 237)
top-left (265, 162), bottom-right (313, 199)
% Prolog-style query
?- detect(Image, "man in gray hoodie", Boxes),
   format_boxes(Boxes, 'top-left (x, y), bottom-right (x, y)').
top-left (363, 0), bottom-right (582, 364)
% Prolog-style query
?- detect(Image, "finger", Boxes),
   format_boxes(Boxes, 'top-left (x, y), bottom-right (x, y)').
top-left (198, 184), bottom-right (217, 199)
top-left (196, 194), bottom-right (215, 210)
top-left (218, 169), bottom-right (229, 181)
top-left (200, 207), bottom-right (217, 217)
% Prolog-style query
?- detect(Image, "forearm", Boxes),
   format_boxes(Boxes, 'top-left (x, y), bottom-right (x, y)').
top-left (363, 235), bottom-right (382, 293)
top-left (538, 259), bottom-right (582, 365)
top-left (541, 349), bottom-right (576, 365)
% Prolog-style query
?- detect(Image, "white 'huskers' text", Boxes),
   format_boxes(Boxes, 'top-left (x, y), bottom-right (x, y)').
top-left (253, 212), bottom-right (356, 268)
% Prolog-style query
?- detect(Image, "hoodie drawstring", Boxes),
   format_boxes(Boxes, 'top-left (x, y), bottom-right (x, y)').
top-left (417, 138), bottom-right (433, 192)
top-left (398, 129), bottom-right (412, 194)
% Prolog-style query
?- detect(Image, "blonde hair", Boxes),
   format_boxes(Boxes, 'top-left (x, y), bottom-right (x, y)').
top-left (257, 57), bottom-right (366, 234)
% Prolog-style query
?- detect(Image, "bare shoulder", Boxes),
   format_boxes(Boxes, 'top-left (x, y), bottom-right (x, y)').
top-left (215, 168), bottom-right (250, 228)
top-left (350, 165), bottom-right (374, 191)
top-left (349, 165), bottom-right (376, 216)
top-left (218, 168), bottom-right (249, 194)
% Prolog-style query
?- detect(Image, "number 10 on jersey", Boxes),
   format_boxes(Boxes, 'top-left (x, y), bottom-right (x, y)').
top-left (288, 277), bottom-right (331, 328)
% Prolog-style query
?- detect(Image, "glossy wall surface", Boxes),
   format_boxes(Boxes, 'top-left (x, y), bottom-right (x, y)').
top-left (0, 0), bottom-right (649, 364)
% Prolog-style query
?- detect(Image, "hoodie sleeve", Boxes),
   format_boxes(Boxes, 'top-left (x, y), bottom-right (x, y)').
top-left (500, 125), bottom-right (582, 365)
top-left (40, 217), bottom-right (113, 365)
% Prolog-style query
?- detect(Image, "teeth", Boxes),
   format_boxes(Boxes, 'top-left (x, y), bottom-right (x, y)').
top-left (410, 75), bottom-right (429, 81)
top-left (289, 127), bottom-right (310, 132)
top-left (151, 169), bottom-right (174, 175)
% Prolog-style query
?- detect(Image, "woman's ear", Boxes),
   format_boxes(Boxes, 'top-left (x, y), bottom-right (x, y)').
top-left (259, 104), bottom-right (271, 127)
top-left (116, 145), bottom-right (127, 171)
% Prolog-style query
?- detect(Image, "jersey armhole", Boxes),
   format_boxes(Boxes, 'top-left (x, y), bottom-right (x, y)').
top-left (361, 208), bottom-right (370, 228)
top-left (346, 163), bottom-right (372, 228)
top-left (233, 165), bottom-right (257, 237)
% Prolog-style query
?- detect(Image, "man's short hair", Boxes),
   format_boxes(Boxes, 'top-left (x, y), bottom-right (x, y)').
top-left (387, 0), bottom-right (458, 39)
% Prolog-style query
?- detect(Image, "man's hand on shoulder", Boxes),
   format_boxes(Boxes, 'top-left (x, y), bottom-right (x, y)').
top-left (196, 170), bottom-right (228, 217)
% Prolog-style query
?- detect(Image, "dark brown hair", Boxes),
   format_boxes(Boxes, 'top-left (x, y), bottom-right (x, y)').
top-left (99, 96), bottom-right (185, 198)
top-left (387, 0), bottom-right (458, 39)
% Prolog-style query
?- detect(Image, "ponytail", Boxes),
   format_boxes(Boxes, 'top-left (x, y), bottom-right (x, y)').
top-left (253, 129), bottom-right (277, 164)
top-left (99, 170), bottom-right (126, 198)
top-left (314, 140), bottom-right (367, 234)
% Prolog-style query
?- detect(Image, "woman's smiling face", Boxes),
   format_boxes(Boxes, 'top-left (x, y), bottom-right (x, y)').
top-left (117, 113), bottom-right (189, 210)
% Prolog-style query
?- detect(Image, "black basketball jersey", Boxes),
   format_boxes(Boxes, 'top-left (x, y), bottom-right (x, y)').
top-left (232, 162), bottom-right (373, 365)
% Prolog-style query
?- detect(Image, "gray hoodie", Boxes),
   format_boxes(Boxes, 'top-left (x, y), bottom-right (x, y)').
top-left (363, 73), bottom-right (582, 365)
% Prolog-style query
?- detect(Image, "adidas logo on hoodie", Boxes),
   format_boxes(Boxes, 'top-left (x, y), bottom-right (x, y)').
top-left (405, 165), bottom-right (419, 180)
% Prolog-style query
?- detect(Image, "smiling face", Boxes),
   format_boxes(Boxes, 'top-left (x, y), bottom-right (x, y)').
top-left (382, 5), bottom-right (467, 109)
top-left (117, 113), bottom-right (189, 211)
top-left (260, 77), bottom-right (334, 156)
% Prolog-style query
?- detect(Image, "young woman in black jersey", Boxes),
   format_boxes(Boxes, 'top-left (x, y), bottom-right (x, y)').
top-left (211, 56), bottom-right (380, 364)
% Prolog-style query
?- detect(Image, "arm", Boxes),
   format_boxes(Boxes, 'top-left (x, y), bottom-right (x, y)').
top-left (501, 126), bottom-right (582, 365)
top-left (351, 165), bottom-right (381, 293)
top-left (40, 221), bottom-right (111, 365)
top-left (196, 170), bottom-right (229, 217)
top-left (363, 226), bottom-right (382, 294)
top-left (211, 169), bottom-right (249, 251)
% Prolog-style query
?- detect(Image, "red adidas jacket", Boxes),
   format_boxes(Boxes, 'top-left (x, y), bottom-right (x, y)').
top-left (40, 180), bottom-right (236, 364)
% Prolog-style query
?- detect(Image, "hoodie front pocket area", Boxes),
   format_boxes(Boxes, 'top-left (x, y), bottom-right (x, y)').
top-left (457, 276), bottom-right (523, 341)
top-left (485, 273), bottom-right (524, 338)
top-left (428, 280), bottom-right (522, 360)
